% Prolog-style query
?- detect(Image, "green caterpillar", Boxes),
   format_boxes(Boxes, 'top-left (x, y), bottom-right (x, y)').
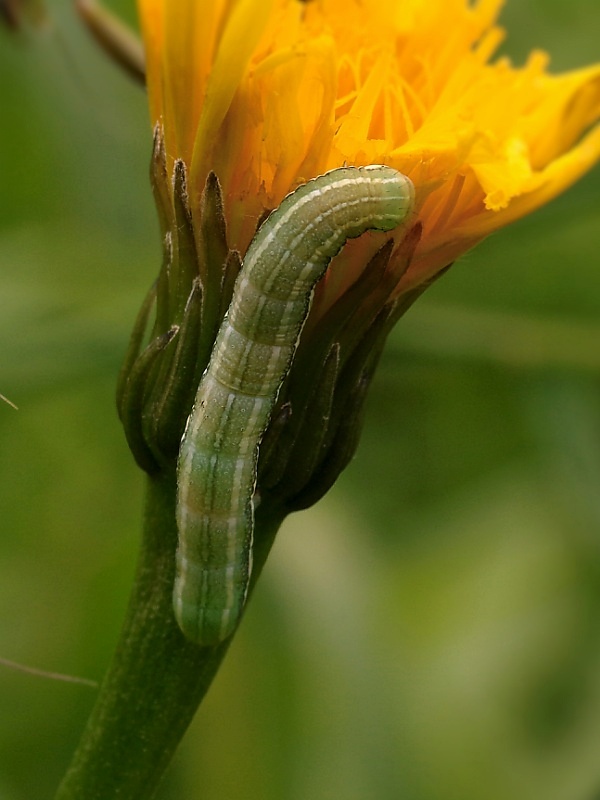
top-left (175, 165), bottom-right (415, 645)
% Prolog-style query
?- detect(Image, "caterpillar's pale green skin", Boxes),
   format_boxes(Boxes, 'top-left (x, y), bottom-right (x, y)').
top-left (175, 165), bottom-right (415, 645)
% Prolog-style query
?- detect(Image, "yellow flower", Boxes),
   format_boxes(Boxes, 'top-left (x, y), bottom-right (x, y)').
top-left (138, 0), bottom-right (600, 295)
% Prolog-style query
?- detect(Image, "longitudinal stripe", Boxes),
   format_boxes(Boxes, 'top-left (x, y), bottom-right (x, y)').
top-left (175, 165), bottom-right (415, 645)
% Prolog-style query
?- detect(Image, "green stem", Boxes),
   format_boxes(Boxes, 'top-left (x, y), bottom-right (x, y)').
top-left (54, 469), bottom-right (284, 800)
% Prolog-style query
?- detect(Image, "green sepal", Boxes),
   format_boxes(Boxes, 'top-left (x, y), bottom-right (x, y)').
top-left (150, 130), bottom-right (175, 339)
top-left (170, 160), bottom-right (200, 325)
top-left (149, 127), bottom-right (172, 245)
top-left (274, 343), bottom-right (341, 499)
top-left (116, 281), bottom-right (156, 416)
top-left (299, 239), bottom-right (394, 370)
top-left (286, 240), bottom-right (394, 399)
top-left (218, 249), bottom-right (243, 322)
top-left (333, 223), bottom-right (422, 364)
top-left (288, 362), bottom-right (372, 512)
top-left (196, 173), bottom-right (230, 355)
top-left (198, 172), bottom-right (229, 289)
top-left (257, 401), bottom-right (292, 472)
top-left (118, 326), bottom-right (179, 475)
top-left (141, 280), bottom-right (203, 465)
top-left (259, 342), bottom-right (341, 492)
top-left (154, 235), bottom-right (173, 337)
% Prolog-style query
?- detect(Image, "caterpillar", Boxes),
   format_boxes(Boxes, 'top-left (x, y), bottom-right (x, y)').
top-left (175, 165), bottom-right (415, 645)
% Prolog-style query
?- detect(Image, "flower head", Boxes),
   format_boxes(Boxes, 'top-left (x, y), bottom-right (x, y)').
top-left (123, 0), bottom-right (599, 499)
top-left (139, 0), bottom-right (600, 294)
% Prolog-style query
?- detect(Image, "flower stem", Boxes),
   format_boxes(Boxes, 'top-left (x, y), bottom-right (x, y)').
top-left (54, 468), bottom-right (284, 800)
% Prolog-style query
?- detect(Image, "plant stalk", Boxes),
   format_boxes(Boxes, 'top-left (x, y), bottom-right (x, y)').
top-left (54, 468), bottom-right (284, 800)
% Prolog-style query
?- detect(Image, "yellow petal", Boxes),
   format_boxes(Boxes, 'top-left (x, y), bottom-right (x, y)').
top-left (138, 0), bottom-right (600, 281)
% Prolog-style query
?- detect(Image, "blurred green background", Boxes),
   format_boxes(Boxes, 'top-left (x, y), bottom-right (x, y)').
top-left (1, 1), bottom-right (599, 798)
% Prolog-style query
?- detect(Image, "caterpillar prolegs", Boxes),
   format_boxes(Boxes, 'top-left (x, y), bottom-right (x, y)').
top-left (175, 165), bottom-right (415, 645)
